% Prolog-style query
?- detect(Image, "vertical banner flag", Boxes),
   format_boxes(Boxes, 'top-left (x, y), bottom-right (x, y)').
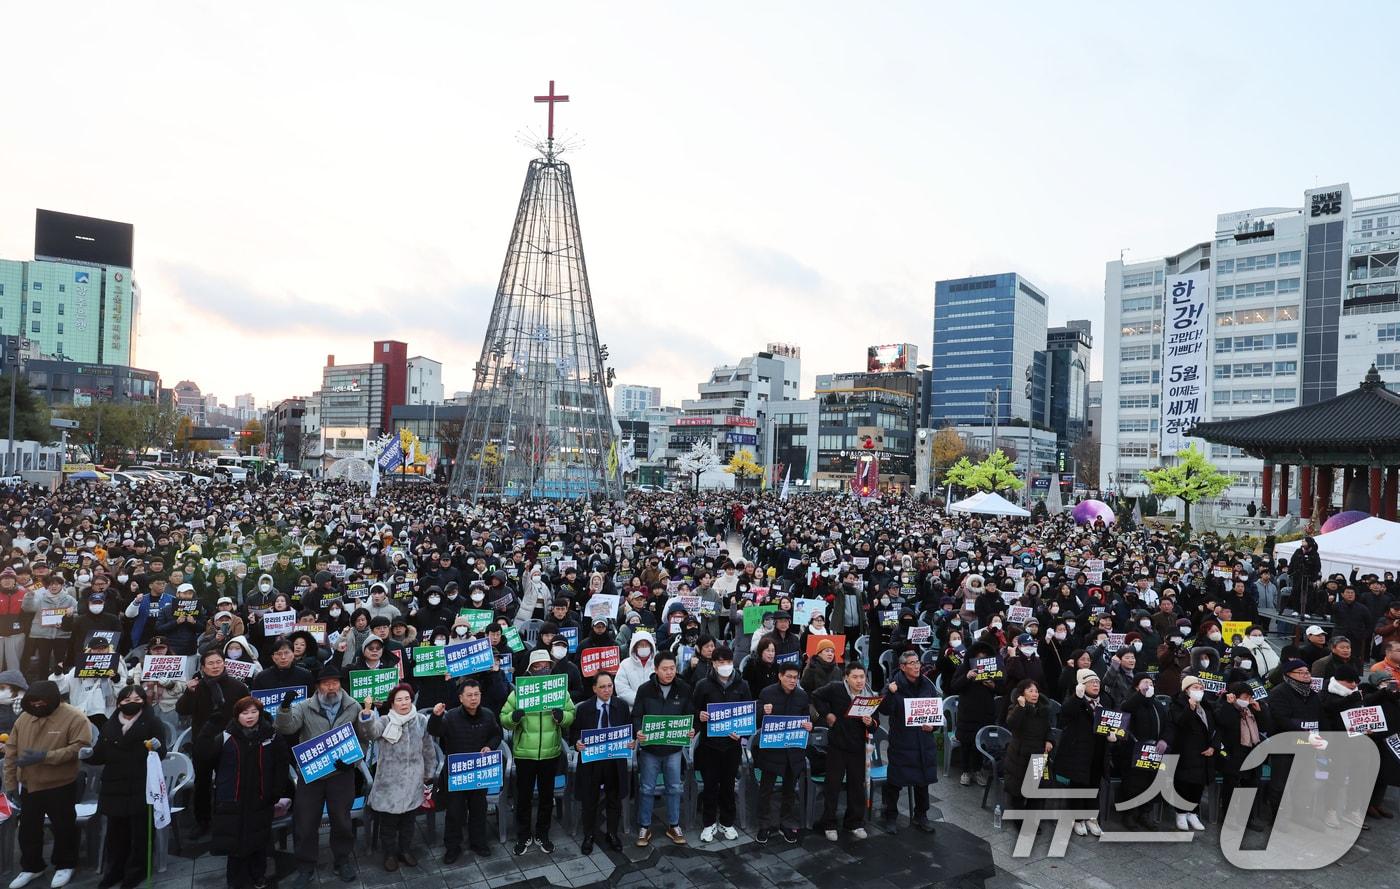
top-left (1160, 270), bottom-right (1210, 454)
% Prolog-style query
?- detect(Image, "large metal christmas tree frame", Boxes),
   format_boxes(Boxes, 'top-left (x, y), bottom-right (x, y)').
top-left (451, 83), bottom-right (621, 501)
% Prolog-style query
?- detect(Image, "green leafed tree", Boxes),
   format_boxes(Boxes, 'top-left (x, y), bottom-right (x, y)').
top-left (0, 373), bottom-right (53, 443)
top-left (1142, 443), bottom-right (1232, 534)
top-left (943, 456), bottom-right (977, 491)
top-left (969, 448), bottom-right (1025, 494)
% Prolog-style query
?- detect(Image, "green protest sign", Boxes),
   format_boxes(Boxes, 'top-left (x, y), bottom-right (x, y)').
top-left (458, 609), bottom-right (495, 633)
top-left (503, 626), bottom-right (526, 652)
top-left (515, 673), bottom-right (570, 712)
top-left (641, 714), bottom-right (694, 746)
top-left (349, 668), bottom-right (399, 701)
top-left (412, 645), bottom-right (446, 677)
top-left (743, 604), bottom-right (779, 634)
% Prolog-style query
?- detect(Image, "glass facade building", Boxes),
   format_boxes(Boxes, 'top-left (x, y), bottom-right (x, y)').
top-left (0, 258), bottom-right (137, 366)
top-left (931, 273), bottom-right (1049, 428)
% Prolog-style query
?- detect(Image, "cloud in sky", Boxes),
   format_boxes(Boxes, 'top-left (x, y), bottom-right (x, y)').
top-left (0, 2), bottom-right (1393, 409)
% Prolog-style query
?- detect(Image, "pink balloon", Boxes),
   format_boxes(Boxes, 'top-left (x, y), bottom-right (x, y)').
top-left (1320, 510), bottom-right (1369, 534)
top-left (1072, 499), bottom-right (1115, 526)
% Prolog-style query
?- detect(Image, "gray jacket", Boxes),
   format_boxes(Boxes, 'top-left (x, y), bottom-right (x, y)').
top-left (360, 711), bottom-right (437, 814)
top-left (274, 689), bottom-right (371, 748)
top-left (22, 589), bottom-right (78, 639)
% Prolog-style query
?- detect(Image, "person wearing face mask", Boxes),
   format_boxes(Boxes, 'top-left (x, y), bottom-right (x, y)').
top-left (0, 567), bottom-right (29, 674)
top-left (1213, 681), bottom-right (1273, 832)
top-left (50, 635), bottom-right (130, 725)
top-left (1053, 668), bottom-right (1113, 837)
top-left (1118, 673), bottom-right (1168, 830)
top-left (690, 645), bottom-right (749, 843)
top-left (87, 685), bottom-right (165, 889)
top-left (220, 635), bottom-right (261, 681)
top-left (614, 631), bottom-right (657, 707)
top-left (411, 585), bottom-right (452, 637)
top-left (951, 640), bottom-right (1003, 787)
top-left (1163, 675), bottom-right (1218, 832)
top-left (275, 664), bottom-right (373, 886)
top-left (500, 650), bottom-right (577, 855)
top-left (1037, 621), bottom-right (1069, 694)
top-left (3, 679), bottom-right (90, 889)
top-left (1004, 632), bottom-right (1045, 697)
top-left (62, 590), bottom-right (122, 669)
top-left (0, 669), bottom-right (28, 735)
top-left (1130, 612), bottom-right (1161, 669)
top-left (1155, 621), bottom-right (1194, 696)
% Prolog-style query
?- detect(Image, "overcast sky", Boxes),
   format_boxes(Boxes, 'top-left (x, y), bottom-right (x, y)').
top-left (3, 3), bottom-right (1393, 409)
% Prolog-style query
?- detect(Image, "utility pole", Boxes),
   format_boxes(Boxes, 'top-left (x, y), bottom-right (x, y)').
top-left (5, 337), bottom-right (31, 476)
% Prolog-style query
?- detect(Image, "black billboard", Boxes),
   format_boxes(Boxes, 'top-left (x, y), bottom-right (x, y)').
top-left (34, 209), bottom-right (134, 268)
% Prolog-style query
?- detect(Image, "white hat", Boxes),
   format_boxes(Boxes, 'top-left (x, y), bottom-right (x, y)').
top-left (528, 649), bottom-right (551, 667)
top-left (1305, 625), bottom-right (1325, 637)
top-left (178, 583), bottom-right (195, 594)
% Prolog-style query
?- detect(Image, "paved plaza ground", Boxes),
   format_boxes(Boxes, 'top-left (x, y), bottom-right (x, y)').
top-left (21, 770), bottom-right (1395, 889)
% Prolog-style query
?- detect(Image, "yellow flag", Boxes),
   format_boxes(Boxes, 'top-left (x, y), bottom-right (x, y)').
top-left (606, 439), bottom-right (618, 477)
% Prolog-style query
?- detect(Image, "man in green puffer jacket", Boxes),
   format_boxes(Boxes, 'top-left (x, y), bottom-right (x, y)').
top-left (499, 650), bottom-right (576, 855)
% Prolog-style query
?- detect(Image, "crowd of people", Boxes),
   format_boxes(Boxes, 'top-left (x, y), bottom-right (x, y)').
top-left (0, 476), bottom-right (1396, 889)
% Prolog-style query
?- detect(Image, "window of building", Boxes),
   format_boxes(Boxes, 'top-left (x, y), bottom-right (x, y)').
top-left (30, 282), bottom-right (40, 291)
top-left (1217, 259), bottom-right (1234, 274)
top-left (58, 284), bottom-right (65, 293)
top-left (1121, 296), bottom-right (1155, 313)
top-left (30, 321), bottom-right (39, 333)
top-left (1275, 332), bottom-right (1299, 349)
top-left (1273, 387), bottom-right (1297, 403)
top-left (1274, 360), bottom-right (1298, 374)
top-left (1276, 278), bottom-right (1301, 295)
top-left (1236, 253), bottom-right (1278, 272)
top-left (57, 303), bottom-right (64, 315)
top-left (30, 301), bottom-right (40, 314)
top-left (56, 322), bottom-right (63, 335)
top-left (1379, 323), bottom-right (1400, 343)
top-left (1278, 250), bottom-right (1302, 267)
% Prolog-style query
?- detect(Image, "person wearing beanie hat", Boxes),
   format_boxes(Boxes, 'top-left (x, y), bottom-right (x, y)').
top-left (1167, 669), bottom-right (1218, 831)
top-left (801, 636), bottom-right (842, 694)
top-left (211, 696), bottom-right (291, 889)
top-left (0, 669), bottom-right (27, 735)
top-left (1052, 665), bottom-right (1110, 837)
top-left (4, 678), bottom-right (90, 889)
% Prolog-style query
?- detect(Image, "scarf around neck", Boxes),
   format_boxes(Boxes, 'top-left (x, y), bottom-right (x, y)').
top-left (382, 709), bottom-right (415, 744)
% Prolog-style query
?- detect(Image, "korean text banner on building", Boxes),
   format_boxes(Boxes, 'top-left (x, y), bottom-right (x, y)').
top-left (1160, 271), bottom-right (1211, 455)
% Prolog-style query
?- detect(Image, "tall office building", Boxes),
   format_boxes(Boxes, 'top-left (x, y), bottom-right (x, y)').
top-left (0, 210), bottom-right (140, 366)
top-left (931, 273), bottom-right (1050, 428)
top-left (614, 384), bottom-right (662, 418)
top-left (1099, 181), bottom-right (1397, 507)
top-left (1045, 320), bottom-right (1093, 448)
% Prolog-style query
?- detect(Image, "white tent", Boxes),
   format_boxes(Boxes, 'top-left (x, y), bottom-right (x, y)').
top-left (1273, 516), bottom-right (1400, 577)
top-left (949, 491), bottom-right (1031, 517)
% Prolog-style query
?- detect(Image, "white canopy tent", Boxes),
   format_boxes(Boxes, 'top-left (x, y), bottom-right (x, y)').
top-left (949, 491), bottom-right (1031, 517)
top-left (1273, 516), bottom-right (1400, 577)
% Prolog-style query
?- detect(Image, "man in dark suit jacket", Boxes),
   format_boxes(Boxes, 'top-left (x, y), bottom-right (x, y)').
top-left (570, 672), bottom-right (632, 854)
top-left (753, 662), bottom-right (812, 843)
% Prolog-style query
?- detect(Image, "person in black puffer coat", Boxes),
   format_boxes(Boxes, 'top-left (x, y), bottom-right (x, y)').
top-left (950, 640), bottom-right (1003, 786)
top-left (212, 697), bottom-right (292, 889)
top-left (88, 686), bottom-right (166, 889)
top-left (1003, 679), bottom-right (1053, 808)
top-left (1052, 669), bottom-right (1112, 836)
top-left (1116, 672), bottom-right (1168, 829)
top-left (1164, 676), bottom-right (1219, 832)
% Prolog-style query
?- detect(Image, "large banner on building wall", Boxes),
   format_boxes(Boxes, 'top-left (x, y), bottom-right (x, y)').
top-left (1160, 271), bottom-right (1211, 455)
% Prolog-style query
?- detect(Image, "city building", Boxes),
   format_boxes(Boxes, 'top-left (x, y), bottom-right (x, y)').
top-left (389, 403), bottom-right (465, 472)
top-left (812, 363), bottom-right (918, 492)
top-left (931, 273), bottom-right (1050, 429)
top-left (1086, 380), bottom-right (1103, 440)
top-left (319, 355), bottom-right (387, 460)
top-left (1098, 184), bottom-right (1395, 508)
top-left (770, 398), bottom-right (820, 487)
top-left (25, 360), bottom-right (160, 407)
top-left (374, 340), bottom-right (408, 432)
top-left (268, 397), bottom-right (307, 465)
top-left (173, 380), bottom-right (206, 424)
top-left (1045, 320), bottom-right (1093, 450)
top-left (614, 384), bottom-right (662, 418)
top-left (670, 345), bottom-right (801, 471)
top-left (302, 391), bottom-right (322, 467)
top-left (951, 422), bottom-right (1059, 480)
top-left (0, 210), bottom-right (140, 367)
top-left (406, 356), bottom-right (444, 405)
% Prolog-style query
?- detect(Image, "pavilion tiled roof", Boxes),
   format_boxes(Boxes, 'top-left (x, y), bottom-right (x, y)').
top-left (1192, 365), bottom-right (1400, 454)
